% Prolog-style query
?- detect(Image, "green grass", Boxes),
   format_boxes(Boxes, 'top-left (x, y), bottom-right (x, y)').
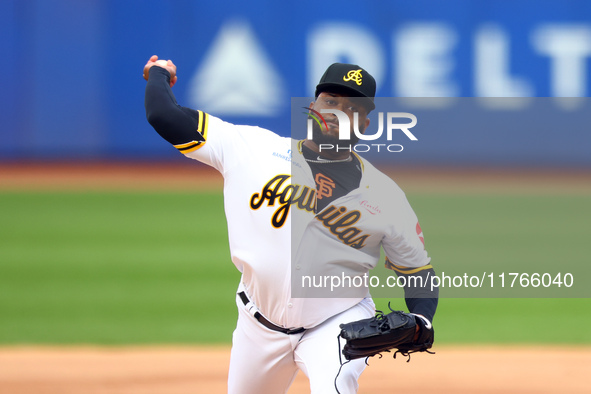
top-left (0, 191), bottom-right (239, 344)
top-left (0, 191), bottom-right (589, 344)
top-left (376, 298), bottom-right (591, 344)
top-left (375, 193), bottom-right (591, 344)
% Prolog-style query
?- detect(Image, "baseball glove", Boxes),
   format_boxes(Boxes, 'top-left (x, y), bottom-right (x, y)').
top-left (338, 307), bottom-right (434, 361)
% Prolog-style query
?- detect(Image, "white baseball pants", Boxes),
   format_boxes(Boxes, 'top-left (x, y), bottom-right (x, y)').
top-left (227, 293), bottom-right (375, 394)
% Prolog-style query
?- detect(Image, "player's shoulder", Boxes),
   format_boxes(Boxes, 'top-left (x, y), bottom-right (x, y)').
top-left (357, 156), bottom-right (408, 201)
top-left (358, 157), bottom-right (403, 190)
top-left (208, 114), bottom-right (290, 147)
top-left (209, 114), bottom-right (281, 136)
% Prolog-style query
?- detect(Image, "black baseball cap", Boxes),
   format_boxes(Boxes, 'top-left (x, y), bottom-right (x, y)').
top-left (315, 63), bottom-right (376, 111)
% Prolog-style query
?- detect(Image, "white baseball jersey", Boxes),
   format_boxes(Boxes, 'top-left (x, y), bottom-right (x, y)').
top-left (183, 112), bottom-right (431, 329)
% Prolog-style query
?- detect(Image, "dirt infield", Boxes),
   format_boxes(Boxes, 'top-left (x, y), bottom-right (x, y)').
top-left (1, 346), bottom-right (590, 394)
top-left (1, 162), bottom-right (590, 194)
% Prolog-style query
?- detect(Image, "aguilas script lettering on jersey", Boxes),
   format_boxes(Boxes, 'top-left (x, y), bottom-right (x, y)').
top-left (250, 174), bottom-right (315, 228)
top-left (315, 205), bottom-right (369, 249)
top-left (250, 175), bottom-right (369, 249)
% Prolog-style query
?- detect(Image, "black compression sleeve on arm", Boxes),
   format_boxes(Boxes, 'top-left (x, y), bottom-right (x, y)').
top-left (405, 297), bottom-right (438, 324)
top-left (395, 268), bottom-right (439, 323)
top-left (144, 66), bottom-right (204, 146)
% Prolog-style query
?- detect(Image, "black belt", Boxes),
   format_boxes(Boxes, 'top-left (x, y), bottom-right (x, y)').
top-left (238, 291), bottom-right (306, 335)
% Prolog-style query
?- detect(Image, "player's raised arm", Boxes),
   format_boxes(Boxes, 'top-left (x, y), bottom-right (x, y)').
top-left (143, 55), bottom-right (206, 152)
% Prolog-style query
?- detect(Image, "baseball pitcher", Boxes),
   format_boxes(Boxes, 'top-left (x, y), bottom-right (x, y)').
top-left (144, 55), bottom-right (438, 394)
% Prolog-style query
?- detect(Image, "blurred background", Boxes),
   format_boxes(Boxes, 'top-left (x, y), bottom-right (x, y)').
top-left (1, 2), bottom-right (590, 393)
top-left (0, 0), bottom-right (590, 349)
top-left (2, 0), bottom-right (591, 166)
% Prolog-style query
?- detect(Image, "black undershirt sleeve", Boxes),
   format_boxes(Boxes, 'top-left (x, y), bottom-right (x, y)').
top-left (144, 66), bottom-right (204, 146)
top-left (395, 268), bottom-right (439, 323)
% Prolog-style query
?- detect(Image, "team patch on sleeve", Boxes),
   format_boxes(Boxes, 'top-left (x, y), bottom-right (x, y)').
top-left (173, 110), bottom-right (209, 154)
top-left (385, 257), bottom-right (433, 274)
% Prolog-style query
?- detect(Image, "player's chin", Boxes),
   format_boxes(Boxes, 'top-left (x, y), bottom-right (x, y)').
top-left (312, 131), bottom-right (339, 147)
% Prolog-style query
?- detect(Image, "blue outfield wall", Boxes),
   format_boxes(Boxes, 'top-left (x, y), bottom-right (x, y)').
top-left (1, 0), bottom-right (591, 167)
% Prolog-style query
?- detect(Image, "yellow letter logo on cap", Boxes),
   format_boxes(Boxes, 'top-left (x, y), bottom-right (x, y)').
top-left (343, 69), bottom-right (363, 85)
